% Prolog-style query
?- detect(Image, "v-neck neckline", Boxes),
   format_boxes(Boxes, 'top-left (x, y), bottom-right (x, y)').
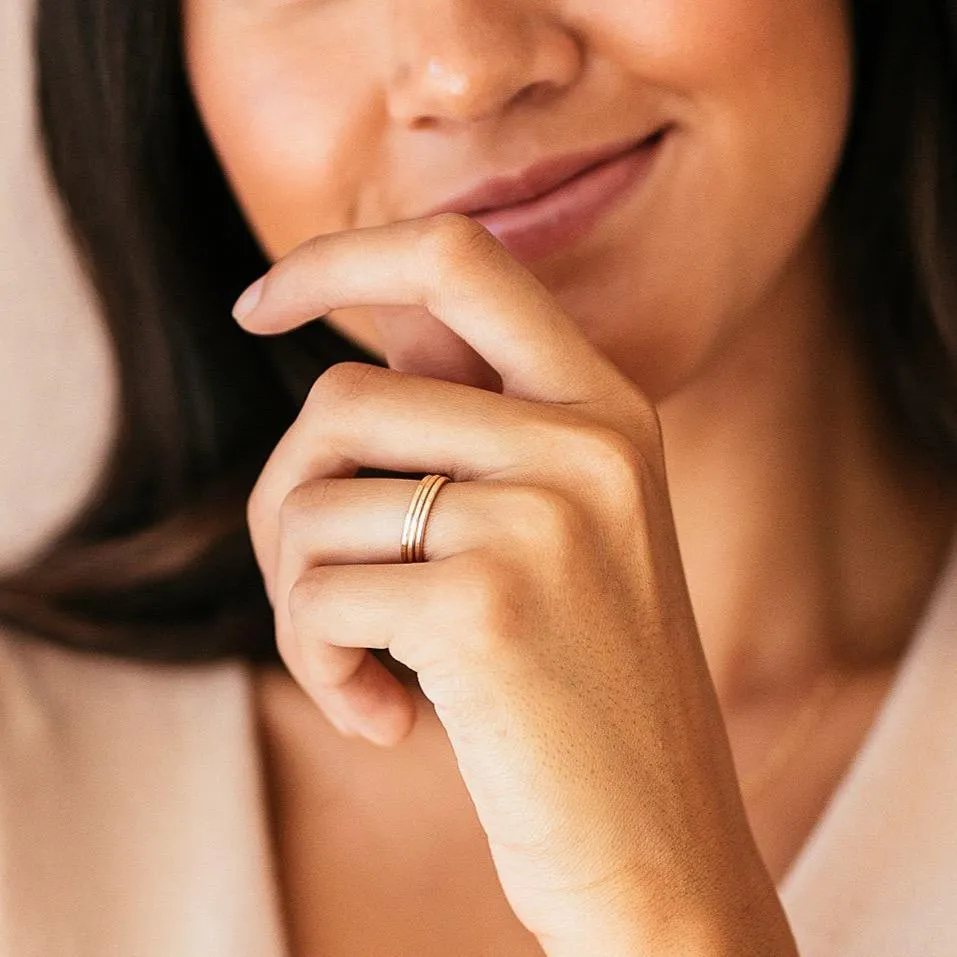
top-left (775, 523), bottom-right (957, 949)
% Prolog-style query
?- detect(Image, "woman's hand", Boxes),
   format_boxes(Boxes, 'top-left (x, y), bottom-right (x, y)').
top-left (233, 214), bottom-right (798, 957)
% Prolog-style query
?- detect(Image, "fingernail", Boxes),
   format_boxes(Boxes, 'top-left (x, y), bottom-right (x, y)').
top-left (232, 276), bottom-right (265, 321)
top-left (325, 709), bottom-right (358, 738)
top-left (331, 707), bottom-right (385, 746)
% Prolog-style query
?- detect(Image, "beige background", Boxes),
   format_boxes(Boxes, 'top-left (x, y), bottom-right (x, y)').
top-left (0, 0), bottom-right (118, 573)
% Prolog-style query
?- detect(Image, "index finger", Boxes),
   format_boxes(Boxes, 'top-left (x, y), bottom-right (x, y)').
top-left (232, 213), bottom-right (635, 407)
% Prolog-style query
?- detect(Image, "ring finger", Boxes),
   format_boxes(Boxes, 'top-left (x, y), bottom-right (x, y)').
top-left (272, 476), bottom-right (560, 736)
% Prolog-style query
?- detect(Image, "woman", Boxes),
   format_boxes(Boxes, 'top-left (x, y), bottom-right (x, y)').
top-left (1, 0), bottom-right (956, 952)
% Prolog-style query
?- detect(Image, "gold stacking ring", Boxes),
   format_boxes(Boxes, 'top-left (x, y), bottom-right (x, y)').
top-left (400, 473), bottom-right (452, 563)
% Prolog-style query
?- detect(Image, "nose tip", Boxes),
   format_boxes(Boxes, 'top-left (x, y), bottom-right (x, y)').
top-left (386, 13), bottom-right (583, 127)
top-left (392, 63), bottom-right (560, 127)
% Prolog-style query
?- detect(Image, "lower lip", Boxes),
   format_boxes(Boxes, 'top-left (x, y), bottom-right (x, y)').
top-left (471, 130), bottom-right (668, 262)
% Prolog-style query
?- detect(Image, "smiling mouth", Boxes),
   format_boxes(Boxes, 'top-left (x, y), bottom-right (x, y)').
top-left (465, 126), bottom-right (672, 262)
top-left (470, 129), bottom-right (669, 216)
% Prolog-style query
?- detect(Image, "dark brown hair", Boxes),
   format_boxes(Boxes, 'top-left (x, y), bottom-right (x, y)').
top-left (1, 0), bottom-right (956, 663)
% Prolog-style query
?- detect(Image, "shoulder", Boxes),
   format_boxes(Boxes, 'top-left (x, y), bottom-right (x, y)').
top-left (0, 626), bottom-right (271, 957)
top-left (0, 624), bottom-right (247, 744)
top-left (0, 623), bottom-right (254, 814)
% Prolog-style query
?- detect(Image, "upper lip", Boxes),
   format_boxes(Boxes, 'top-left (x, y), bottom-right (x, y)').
top-left (423, 129), bottom-right (667, 217)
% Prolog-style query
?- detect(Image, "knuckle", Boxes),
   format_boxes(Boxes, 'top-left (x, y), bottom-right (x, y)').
top-left (245, 476), bottom-right (271, 551)
top-left (421, 212), bottom-right (500, 277)
top-left (453, 551), bottom-right (525, 650)
top-left (287, 570), bottom-right (324, 628)
top-left (284, 572), bottom-right (360, 692)
top-left (576, 425), bottom-right (654, 505)
top-left (302, 232), bottom-right (329, 258)
top-left (507, 485), bottom-right (581, 549)
top-left (277, 486), bottom-right (305, 542)
top-left (285, 580), bottom-right (345, 690)
top-left (277, 481), bottom-right (327, 543)
top-left (307, 361), bottom-right (378, 409)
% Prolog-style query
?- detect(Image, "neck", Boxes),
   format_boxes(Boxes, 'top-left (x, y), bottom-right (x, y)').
top-left (658, 229), bottom-right (957, 707)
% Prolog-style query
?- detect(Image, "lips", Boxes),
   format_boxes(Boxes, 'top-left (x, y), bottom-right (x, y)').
top-left (423, 127), bottom-right (671, 262)
top-left (425, 131), bottom-right (667, 219)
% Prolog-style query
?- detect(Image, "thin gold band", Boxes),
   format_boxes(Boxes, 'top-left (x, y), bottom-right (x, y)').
top-left (400, 474), bottom-right (452, 563)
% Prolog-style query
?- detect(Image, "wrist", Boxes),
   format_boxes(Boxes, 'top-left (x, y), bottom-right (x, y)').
top-left (537, 912), bottom-right (751, 957)
top-left (539, 913), bottom-right (799, 957)
top-left (535, 875), bottom-right (799, 957)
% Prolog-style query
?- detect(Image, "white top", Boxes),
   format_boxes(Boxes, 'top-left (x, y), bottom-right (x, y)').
top-left (0, 527), bottom-right (955, 956)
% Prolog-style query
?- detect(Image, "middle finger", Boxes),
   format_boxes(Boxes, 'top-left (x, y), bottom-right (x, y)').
top-left (250, 362), bottom-right (642, 599)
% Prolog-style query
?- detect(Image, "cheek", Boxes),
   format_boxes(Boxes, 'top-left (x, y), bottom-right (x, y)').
top-left (597, 0), bottom-right (852, 231)
top-left (689, 0), bottom-right (853, 234)
top-left (182, 6), bottom-right (381, 258)
top-left (575, 0), bottom-right (852, 364)
top-left (692, 0), bottom-right (852, 349)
